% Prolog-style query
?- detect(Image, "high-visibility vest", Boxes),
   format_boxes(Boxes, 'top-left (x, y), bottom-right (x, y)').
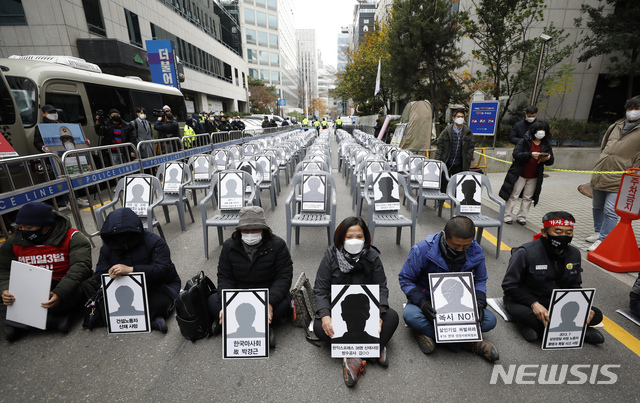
top-left (313, 121), bottom-right (320, 127)
top-left (183, 125), bottom-right (196, 147)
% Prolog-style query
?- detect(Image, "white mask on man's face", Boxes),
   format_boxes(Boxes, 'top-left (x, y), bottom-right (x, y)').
top-left (46, 113), bottom-right (58, 121)
top-left (626, 110), bottom-right (640, 122)
top-left (242, 232), bottom-right (262, 246)
top-left (454, 117), bottom-right (465, 125)
top-left (526, 116), bottom-right (536, 123)
top-left (139, 114), bottom-right (146, 120)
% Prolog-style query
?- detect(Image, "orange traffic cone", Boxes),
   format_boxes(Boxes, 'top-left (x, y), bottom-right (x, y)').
top-left (587, 217), bottom-right (640, 272)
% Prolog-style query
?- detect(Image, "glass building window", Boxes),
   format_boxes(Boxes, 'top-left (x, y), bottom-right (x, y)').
top-left (267, 0), bottom-right (277, 10)
top-left (249, 68), bottom-right (259, 79)
top-left (255, 0), bottom-right (266, 6)
top-left (82, 0), bottom-right (106, 36)
top-left (259, 51), bottom-right (269, 64)
top-left (256, 11), bottom-right (266, 27)
top-left (124, 9), bottom-right (142, 47)
top-left (244, 8), bottom-right (255, 24)
top-left (268, 14), bottom-right (277, 29)
top-left (260, 70), bottom-right (270, 82)
top-left (271, 71), bottom-right (280, 84)
top-left (269, 33), bottom-right (278, 48)
top-left (0, 0), bottom-right (27, 25)
top-left (270, 52), bottom-right (279, 66)
top-left (247, 49), bottom-right (258, 63)
top-left (246, 28), bottom-right (256, 44)
top-left (258, 31), bottom-right (268, 46)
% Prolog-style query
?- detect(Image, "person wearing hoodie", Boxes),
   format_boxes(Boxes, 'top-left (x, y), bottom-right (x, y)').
top-left (0, 202), bottom-right (93, 341)
top-left (95, 208), bottom-right (181, 333)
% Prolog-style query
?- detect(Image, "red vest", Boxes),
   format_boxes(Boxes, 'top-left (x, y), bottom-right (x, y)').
top-left (13, 228), bottom-right (77, 280)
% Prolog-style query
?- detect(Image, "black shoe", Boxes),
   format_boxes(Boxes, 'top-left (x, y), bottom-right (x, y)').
top-left (378, 346), bottom-right (389, 367)
top-left (516, 322), bottom-right (538, 342)
top-left (343, 357), bottom-right (366, 387)
top-left (584, 327), bottom-right (605, 345)
top-left (464, 340), bottom-right (500, 362)
top-left (516, 219), bottom-right (526, 226)
top-left (504, 220), bottom-right (513, 225)
top-left (57, 314), bottom-right (71, 334)
top-left (269, 326), bottom-right (276, 349)
top-left (151, 317), bottom-right (168, 333)
top-left (414, 332), bottom-right (435, 354)
top-left (5, 325), bottom-right (24, 342)
top-left (211, 320), bottom-right (221, 335)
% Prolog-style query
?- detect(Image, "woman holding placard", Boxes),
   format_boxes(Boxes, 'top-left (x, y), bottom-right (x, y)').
top-left (312, 216), bottom-right (399, 388)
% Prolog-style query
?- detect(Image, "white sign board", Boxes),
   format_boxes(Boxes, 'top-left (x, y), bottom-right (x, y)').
top-left (163, 163), bottom-right (183, 193)
top-left (615, 174), bottom-right (640, 216)
top-left (455, 174), bottom-right (482, 213)
top-left (429, 272), bottom-right (482, 343)
top-left (102, 273), bottom-right (151, 334)
top-left (222, 289), bottom-right (269, 359)
top-left (373, 172), bottom-right (400, 212)
top-left (124, 177), bottom-right (152, 216)
top-left (6, 261), bottom-right (52, 329)
top-left (219, 172), bottom-right (243, 210)
top-left (542, 288), bottom-right (595, 350)
top-left (330, 284), bottom-right (380, 358)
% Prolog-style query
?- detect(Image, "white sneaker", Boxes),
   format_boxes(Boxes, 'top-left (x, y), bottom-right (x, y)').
top-left (76, 198), bottom-right (91, 207)
top-left (587, 240), bottom-right (602, 252)
top-left (585, 233), bottom-right (600, 243)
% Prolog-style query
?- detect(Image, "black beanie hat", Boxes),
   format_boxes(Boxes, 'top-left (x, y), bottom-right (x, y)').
top-left (16, 202), bottom-right (55, 227)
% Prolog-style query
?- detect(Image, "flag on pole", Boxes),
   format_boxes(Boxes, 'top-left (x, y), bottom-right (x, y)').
top-left (374, 58), bottom-right (381, 96)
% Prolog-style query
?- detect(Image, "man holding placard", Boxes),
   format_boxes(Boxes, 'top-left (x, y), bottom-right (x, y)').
top-left (502, 211), bottom-right (605, 345)
top-left (0, 202), bottom-right (93, 341)
top-left (399, 216), bottom-right (499, 362)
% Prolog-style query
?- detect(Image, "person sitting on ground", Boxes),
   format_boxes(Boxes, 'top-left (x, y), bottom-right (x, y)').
top-left (399, 216), bottom-right (499, 362)
top-left (313, 216), bottom-right (399, 387)
top-left (95, 208), bottom-right (181, 333)
top-left (501, 211), bottom-right (605, 344)
top-left (207, 206), bottom-right (293, 348)
top-left (0, 202), bottom-right (93, 341)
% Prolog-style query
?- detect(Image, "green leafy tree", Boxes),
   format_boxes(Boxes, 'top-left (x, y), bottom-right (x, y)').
top-left (248, 77), bottom-right (277, 114)
top-left (386, 0), bottom-right (466, 121)
top-left (461, 0), bottom-right (576, 127)
top-left (574, 0), bottom-right (640, 99)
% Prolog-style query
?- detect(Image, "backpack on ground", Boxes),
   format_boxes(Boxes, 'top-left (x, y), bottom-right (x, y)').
top-left (291, 272), bottom-right (321, 345)
top-left (175, 270), bottom-right (216, 342)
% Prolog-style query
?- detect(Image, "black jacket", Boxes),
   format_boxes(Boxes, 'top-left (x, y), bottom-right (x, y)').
top-left (96, 118), bottom-right (132, 146)
top-left (434, 124), bottom-right (475, 171)
top-left (502, 238), bottom-right (583, 308)
top-left (313, 245), bottom-right (390, 318)
top-left (509, 119), bottom-right (535, 145)
top-left (96, 208), bottom-right (181, 300)
top-left (217, 234), bottom-right (293, 306)
top-left (498, 135), bottom-right (554, 205)
top-left (154, 119), bottom-right (180, 139)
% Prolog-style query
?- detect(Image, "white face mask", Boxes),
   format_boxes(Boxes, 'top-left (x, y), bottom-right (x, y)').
top-left (535, 131), bottom-right (546, 139)
top-left (626, 110), bottom-right (640, 122)
top-left (63, 141), bottom-right (75, 150)
top-left (46, 113), bottom-right (58, 121)
top-left (526, 116), bottom-right (536, 123)
top-left (139, 114), bottom-right (146, 120)
top-left (343, 239), bottom-right (364, 255)
top-left (454, 117), bottom-right (465, 125)
top-left (210, 117), bottom-right (215, 121)
top-left (242, 232), bottom-right (262, 246)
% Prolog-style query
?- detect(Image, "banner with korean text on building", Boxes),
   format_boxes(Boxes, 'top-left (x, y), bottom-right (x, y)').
top-left (146, 40), bottom-right (180, 90)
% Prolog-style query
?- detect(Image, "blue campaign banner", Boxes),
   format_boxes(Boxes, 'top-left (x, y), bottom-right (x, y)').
top-left (277, 99), bottom-right (286, 106)
top-left (146, 40), bottom-right (180, 90)
top-left (469, 101), bottom-right (500, 136)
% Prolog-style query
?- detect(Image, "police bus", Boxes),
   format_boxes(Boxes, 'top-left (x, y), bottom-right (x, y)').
top-left (0, 56), bottom-right (186, 156)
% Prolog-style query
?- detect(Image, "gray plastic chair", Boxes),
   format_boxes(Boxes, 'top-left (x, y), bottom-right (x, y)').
top-left (446, 171), bottom-right (506, 259)
top-left (416, 160), bottom-right (451, 219)
top-left (284, 171), bottom-right (337, 250)
top-left (184, 154), bottom-right (217, 209)
top-left (364, 171), bottom-right (417, 247)
top-left (156, 162), bottom-right (195, 232)
top-left (199, 170), bottom-right (256, 259)
top-left (95, 174), bottom-right (165, 238)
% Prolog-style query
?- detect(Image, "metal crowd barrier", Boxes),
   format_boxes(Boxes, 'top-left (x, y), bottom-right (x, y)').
top-left (183, 133), bottom-right (213, 159)
top-left (138, 137), bottom-right (184, 171)
top-left (0, 153), bottom-right (79, 240)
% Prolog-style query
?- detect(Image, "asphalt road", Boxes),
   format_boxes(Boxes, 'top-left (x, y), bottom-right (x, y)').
top-left (1, 132), bottom-right (639, 402)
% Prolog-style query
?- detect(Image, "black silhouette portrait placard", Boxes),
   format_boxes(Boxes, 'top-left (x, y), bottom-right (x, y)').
top-left (429, 272), bottom-right (482, 343)
top-left (302, 161), bottom-right (321, 171)
top-left (222, 288), bottom-right (269, 359)
top-left (455, 174), bottom-right (482, 213)
top-left (163, 162), bottom-right (183, 193)
top-left (373, 172), bottom-right (400, 212)
top-left (302, 174), bottom-right (326, 211)
top-left (124, 177), bottom-right (152, 216)
top-left (102, 273), bottom-right (150, 334)
top-left (218, 171), bottom-right (243, 210)
top-left (542, 288), bottom-right (595, 350)
top-left (236, 160), bottom-right (260, 191)
top-left (194, 156), bottom-right (211, 180)
top-left (330, 284), bottom-right (380, 358)
top-left (421, 161), bottom-right (441, 189)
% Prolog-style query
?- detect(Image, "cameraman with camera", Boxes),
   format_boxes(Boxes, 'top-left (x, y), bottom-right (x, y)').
top-left (95, 108), bottom-right (132, 165)
top-left (154, 107), bottom-right (179, 139)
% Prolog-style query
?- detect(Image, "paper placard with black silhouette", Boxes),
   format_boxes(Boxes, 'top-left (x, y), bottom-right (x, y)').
top-left (222, 289), bottom-right (269, 359)
top-left (409, 156), bottom-right (424, 181)
top-left (422, 161), bottom-right (441, 189)
top-left (124, 177), bottom-right (152, 216)
top-left (193, 156), bottom-right (211, 180)
top-left (236, 160), bottom-right (259, 191)
top-left (302, 161), bottom-right (321, 171)
top-left (301, 174), bottom-right (326, 211)
top-left (455, 174), bottom-right (482, 213)
top-left (542, 288), bottom-right (595, 350)
top-left (102, 273), bottom-right (150, 334)
top-left (214, 150), bottom-right (228, 170)
top-left (373, 172), bottom-right (400, 211)
top-left (429, 272), bottom-right (482, 343)
top-left (330, 284), bottom-right (380, 358)
top-left (256, 156), bottom-right (271, 181)
top-left (163, 162), bottom-right (183, 193)
top-left (218, 171), bottom-right (243, 210)
top-left (362, 160), bottom-right (384, 183)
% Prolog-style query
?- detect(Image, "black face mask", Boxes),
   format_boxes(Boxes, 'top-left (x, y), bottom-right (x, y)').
top-left (105, 232), bottom-right (142, 251)
top-left (111, 116), bottom-right (121, 123)
top-left (440, 234), bottom-right (467, 261)
top-left (20, 228), bottom-right (50, 245)
top-left (547, 234), bottom-right (573, 250)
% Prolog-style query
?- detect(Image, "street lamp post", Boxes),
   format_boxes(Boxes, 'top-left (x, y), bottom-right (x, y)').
top-left (530, 33), bottom-right (552, 106)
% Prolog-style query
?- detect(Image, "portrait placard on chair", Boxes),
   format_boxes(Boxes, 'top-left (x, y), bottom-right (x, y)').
top-left (422, 161), bottom-right (441, 190)
top-left (218, 172), bottom-right (243, 210)
top-left (124, 177), bottom-right (153, 216)
top-left (455, 174), bottom-right (482, 213)
top-left (301, 174), bottom-right (326, 212)
top-left (193, 156), bottom-right (211, 180)
top-left (256, 156), bottom-right (271, 181)
top-left (163, 163), bottom-right (183, 194)
top-left (373, 172), bottom-right (400, 212)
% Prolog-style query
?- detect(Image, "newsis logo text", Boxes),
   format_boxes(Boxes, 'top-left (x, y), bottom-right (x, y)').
top-left (490, 364), bottom-right (620, 385)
